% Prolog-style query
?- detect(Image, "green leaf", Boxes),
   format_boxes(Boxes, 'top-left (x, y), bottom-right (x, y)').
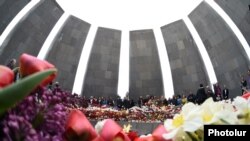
top-left (12, 67), bottom-right (19, 73)
top-left (0, 68), bottom-right (57, 115)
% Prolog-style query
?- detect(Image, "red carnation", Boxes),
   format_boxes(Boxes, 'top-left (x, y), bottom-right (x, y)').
top-left (0, 65), bottom-right (14, 88)
top-left (242, 92), bottom-right (250, 100)
top-left (19, 53), bottom-right (56, 87)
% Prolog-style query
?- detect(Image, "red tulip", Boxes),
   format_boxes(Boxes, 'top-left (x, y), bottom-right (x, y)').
top-left (64, 109), bottom-right (97, 141)
top-left (0, 65), bottom-right (14, 88)
top-left (242, 92), bottom-right (250, 100)
top-left (19, 53), bottom-right (56, 87)
top-left (99, 119), bottom-right (130, 141)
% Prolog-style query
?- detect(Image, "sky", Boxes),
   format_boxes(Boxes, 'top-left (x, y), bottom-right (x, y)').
top-left (56, 0), bottom-right (202, 30)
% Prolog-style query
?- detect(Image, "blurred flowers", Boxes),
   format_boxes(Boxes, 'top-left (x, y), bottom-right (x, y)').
top-left (233, 96), bottom-right (250, 124)
top-left (242, 91), bottom-right (250, 100)
top-left (163, 103), bottom-right (203, 141)
top-left (162, 97), bottom-right (250, 141)
top-left (0, 65), bottom-right (14, 88)
top-left (65, 109), bottom-right (97, 141)
top-left (126, 130), bottom-right (139, 141)
top-left (152, 124), bottom-right (170, 141)
top-left (78, 105), bottom-right (180, 122)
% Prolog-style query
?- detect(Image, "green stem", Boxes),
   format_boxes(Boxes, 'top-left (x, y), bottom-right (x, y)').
top-left (220, 118), bottom-right (230, 124)
top-left (187, 132), bottom-right (199, 141)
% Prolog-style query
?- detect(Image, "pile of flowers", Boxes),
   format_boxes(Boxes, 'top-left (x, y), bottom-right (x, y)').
top-left (76, 105), bottom-right (181, 122)
top-left (1, 53), bottom-right (250, 141)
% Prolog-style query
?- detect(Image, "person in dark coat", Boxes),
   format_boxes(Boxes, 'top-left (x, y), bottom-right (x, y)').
top-left (196, 84), bottom-right (207, 104)
top-left (241, 75), bottom-right (247, 95)
top-left (6, 59), bottom-right (16, 70)
top-left (123, 97), bottom-right (130, 109)
top-left (222, 85), bottom-right (229, 100)
top-left (116, 96), bottom-right (123, 109)
top-left (206, 85), bottom-right (215, 101)
top-left (187, 91), bottom-right (195, 103)
top-left (214, 83), bottom-right (222, 101)
top-left (138, 96), bottom-right (144, 107)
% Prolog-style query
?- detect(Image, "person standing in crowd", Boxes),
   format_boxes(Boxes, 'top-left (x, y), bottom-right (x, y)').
top-left (6, 58), bottom-right (19, 81)
top-left (107, 96), bottom-right (114, 107)
top-left (123, 96), bottom-right (130, 109)
top-left (206, 85), bottom-right (215, 101)
top-left (181, 94), bottom-right (187, 105)
top-left (213, 82), bottom-right (222, 101)
top-left (196, 84), bottom-right (207, 104)
top-left (138, 96), bottom-right (144, 107)
top-left (6, 59), bottom-right (16, 70)
top-left (222, 84), bottom-right (229, 100)
top-left (240, 75), bottom-right (247, 95)
top-left (187, 91), bottom-right (195, 103)
top-left (116, 96), bottom-right (123, 109)
top-left (247, 69), bottom-right (250, 90)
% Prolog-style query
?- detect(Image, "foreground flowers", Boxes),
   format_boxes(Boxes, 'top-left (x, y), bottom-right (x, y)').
top-left (233, 96), bottom-right (250, 124)
top-left (65, 109), bottom-right (97, 141)
top-left (163, 97), bottom-right (250, 141)
top-left (163, 103), bottom-right (203, 141)
top-left (0, 53), bottom-right (57, 114)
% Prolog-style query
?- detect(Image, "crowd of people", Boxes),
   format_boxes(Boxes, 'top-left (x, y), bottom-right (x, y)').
top-left (192, 83), bottom-right (228, 105)
top-left (82, 83), bottom-right (227, 109)
top-left (4, 58), bottom-right (250, 114)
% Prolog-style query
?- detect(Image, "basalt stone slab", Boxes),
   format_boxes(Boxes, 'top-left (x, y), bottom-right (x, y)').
top-left (0, 0), bottom-right (31, 35)
top-left (189, 2), bottom-right (250, 97)
top-left (129, 29), bottom-right (164, 100)
top-left (161, 20), bottom-right (209, 95)
top-left (46, 16), bottom-right (90, 92)
top-left (0, 0), bottom-right (63, 65)
top-left (215, 0), bottom-right (250, 46)
top-left (82, 27), bottom-right (121, 98)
